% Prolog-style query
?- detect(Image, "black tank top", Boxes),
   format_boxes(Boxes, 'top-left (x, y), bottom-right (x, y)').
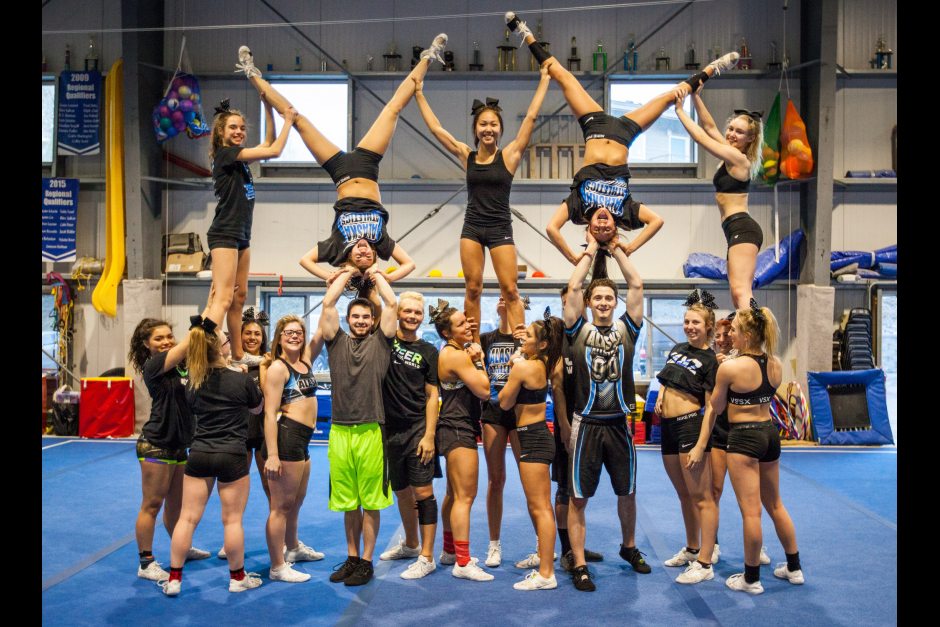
top-left (438, 348), bottom-right (482, 425)
top-left (727, 354), bottom-right (777, 406)
top-left (466, 149), bottom-right (514, 226)
top-left (516, 384), bottom-right (548, 405)
top-left (713, 162), bottom-right (750, 194)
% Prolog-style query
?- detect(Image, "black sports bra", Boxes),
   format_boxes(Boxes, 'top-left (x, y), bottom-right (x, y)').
top-left (727, 354), bottom-right (777, 406)
top-left (713, 162), bottom-right (750, 194)
top-left (516, 384), bottom-right (548, 405)
top-left (279, 358), bottom-right (317, 406)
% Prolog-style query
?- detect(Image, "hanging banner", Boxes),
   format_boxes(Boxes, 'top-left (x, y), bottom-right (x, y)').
top-left (42, 178), bottom-right (79, 262)
top-left (57, 71), bottom-right (101, 156)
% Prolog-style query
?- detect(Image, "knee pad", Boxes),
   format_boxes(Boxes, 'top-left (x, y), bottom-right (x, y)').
top-left (555, 486), bottom-right (570, 506)
top-left (416, 495), bottom-right (438, 526)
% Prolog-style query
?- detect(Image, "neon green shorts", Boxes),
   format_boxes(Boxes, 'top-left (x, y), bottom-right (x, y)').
top-left (327, 423), bottom-right (393, 512)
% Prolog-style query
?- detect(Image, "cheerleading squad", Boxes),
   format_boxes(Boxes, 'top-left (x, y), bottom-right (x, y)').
top-left (131, 11), bottom-right (802, 597)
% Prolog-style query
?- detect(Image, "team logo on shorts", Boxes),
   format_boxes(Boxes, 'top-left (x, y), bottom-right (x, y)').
top-left (338, 210), bottom-right (385, 248)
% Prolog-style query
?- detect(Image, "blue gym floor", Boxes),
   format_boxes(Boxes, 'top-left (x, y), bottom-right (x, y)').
top-left (42, 438), bottom-right (897, 626)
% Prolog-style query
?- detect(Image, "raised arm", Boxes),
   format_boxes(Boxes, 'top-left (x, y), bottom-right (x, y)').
top-left (369, 270), bottom-right (399, 338)
top-left (691, 91), bottom-right (725, 143)
top-left (502, 64), bottom-right (552, 172)
top-left (675, 95), bottom-right (749, 169)
top-left (412, 77), bottom-right (472, 164)
top-left (159, 328), bottom-right (192, 373)
top-left (237, 107), bottom-right (296, 163)
top-left (610, 243), bottom-right (643, 325)
top-left (261, 100), bottom-right (276, 146)
top-left (319, 266), bottom-right (354, 341)
top-left (563, 238), bottom-right (598, 327)
top-left (304, 326), bottom-right (325, 363)
top-left (384, 244), bottom-right (416, 283)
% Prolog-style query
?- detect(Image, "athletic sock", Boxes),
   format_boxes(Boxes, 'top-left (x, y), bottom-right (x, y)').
top-left (455, 540), bottom-right (471, 567)
top-left (229, 568), bottom-right (245, 581)
top-left (169, 567), bottom-right (183, 582)
top-left (557, 528), bottom-right (571, 555)
top-left (744, 563), bottom-right (760, 584)
top-left (687, 547), bottom-right (700, 555)
top-left (785, 551), bottom-right (801, 572)
top-left (443, 531), bottom-right (455, 555)
top-left (139, 551), bottom-right (154, 569)
top-left (697, 560), bottom-right (712, 569)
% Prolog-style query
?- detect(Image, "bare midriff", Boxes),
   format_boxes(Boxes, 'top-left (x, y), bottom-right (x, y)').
top-left (337, 178), bottom-right (382, 204)
top-left (716, 192), bottom-right (749, 221)
top-left (660, 386), bottom-right (702, 419)
top-left (582, 138), bottom-right (628, 169)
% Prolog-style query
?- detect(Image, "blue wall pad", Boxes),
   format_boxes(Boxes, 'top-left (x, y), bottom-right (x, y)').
top-left (807, 369), bottom-right (894, 445)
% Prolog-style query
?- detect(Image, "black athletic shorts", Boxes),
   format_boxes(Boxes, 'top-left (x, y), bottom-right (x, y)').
top-left (565, 162), bottom-right (644, 230)
top-left (261, 416), bottom-right (313, 462)
top-left (206, 233), bottom-right (250, 251)
top-left (727, 420), bottom-right (780, 463)
top-left (136, 436), bottom-right (188, 465)
top-left (722, 212), bottom-right (763, 249)
top-left (481, 400), bottom-right (517, 431)
top-left (569, 413), bottom-right (636, 499)
top-left (711, 411), bottom-right (730, 450)
top-left (460, 221), bottom-right (514, 250)
top-left (185, 450), bottom-right (250, 483)
top-left (435, 418), bottom-right (479, 457)
top-left (386, 421), bottom-right (440, 491)
top-left (578, 112), bottom-right (642, 148)
top-left (660, 410), bottom-right (711, 456)
top-left (516, 421), bottom-right (555, 465)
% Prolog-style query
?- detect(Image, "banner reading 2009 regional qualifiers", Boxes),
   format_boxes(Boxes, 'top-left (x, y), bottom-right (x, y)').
top-left (42, 178), bottom-right (79, 263)
top-left (57, 71), bottom-right (101, 156)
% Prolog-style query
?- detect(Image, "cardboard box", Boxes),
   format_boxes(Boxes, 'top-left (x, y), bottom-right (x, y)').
top-left (165, 252), bottom-right (206, 273)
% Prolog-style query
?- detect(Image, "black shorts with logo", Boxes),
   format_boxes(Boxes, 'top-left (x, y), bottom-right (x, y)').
top-left (569, 413), bottom-right (636, 499)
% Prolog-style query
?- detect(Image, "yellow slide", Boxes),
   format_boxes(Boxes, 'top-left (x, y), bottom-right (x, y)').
top-left (92, 59), bottom-right (125, 317)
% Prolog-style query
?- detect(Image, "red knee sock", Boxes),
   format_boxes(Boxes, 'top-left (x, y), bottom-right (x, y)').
top-left (455, 541), bottom-right (471, 567)
top-left (443, 531), bottom-right (455, 555)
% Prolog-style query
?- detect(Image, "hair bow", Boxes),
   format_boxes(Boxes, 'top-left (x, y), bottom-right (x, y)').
top-left (749, 298), bottom-right (766, 327)
top-left (733, 109), bottom-right (763, 121)
top-left (428, 298), bottom-right (451, 320)
top-left (471, 97), bottom-right (501, 116)
top-left (683, 289), bottom-right (717, 310)
top-left (214, 99), bottom-right (231, 116)
top-left (521, 295), bottom-right (531, 311)
top-left (725, 311), bottom-right (737, 321)
top-left (189, 314), bottom-right (217, 334)
top-left (242, 307), bottom-right (269, 326)
top-left (543, 306), bottom-right (552, 321)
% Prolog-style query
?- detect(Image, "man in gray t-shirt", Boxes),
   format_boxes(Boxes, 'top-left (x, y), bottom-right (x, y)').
top-left (320, 265), bottom-right (398, 586)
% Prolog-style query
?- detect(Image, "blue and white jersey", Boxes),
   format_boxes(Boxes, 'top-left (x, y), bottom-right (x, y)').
top-left (566, 311), bottom-right (641, 419)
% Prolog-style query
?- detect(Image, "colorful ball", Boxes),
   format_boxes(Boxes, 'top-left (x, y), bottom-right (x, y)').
top-left (428, 269), bottom-right (443, 277)
top-left (180, 99), bottom-right (193, 112)
top-left (167, 98), bottom-right (179, 111)
top-left (166, 125), bottom-right (179, 137)
top-left (159, 105), bottom-right (170, 118)
top-left (171, 111), bottom-right (184, 124)
top-left (532, 271), bottom-right (546, 278)
top-left (385, 266), bottom-right (397, 274)
top-left (192, 93), bottom-right (201, 104)
top-left (184, 111), bottom-right (196, 123)
top-left (159, 117), bottom-right (172, 130)
top-left (177, 85), bottom-right (192, 99)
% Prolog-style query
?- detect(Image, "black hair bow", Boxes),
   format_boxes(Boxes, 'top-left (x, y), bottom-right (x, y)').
top-left (683, 289), bottom-right (717, 310)
top-left (521, 295), bottom-right (531, 311)
top-left (471, 97), bottom-right (501, 116)
top-left (189, 315), bottom-right (217, 334)
top-left (242, 307), bottom-right (269, 326)
top-left (214, 99), bottom-right (231, 116)
top-left (543, 306), bottom-right (552, 321)
top-left (749, 298), bottom-right (766, 327)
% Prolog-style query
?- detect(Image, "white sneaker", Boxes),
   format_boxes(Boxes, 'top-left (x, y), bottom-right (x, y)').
top-left (269, 562), bottom-right (311, 583)
top-left (185, 546), bottom-right (210, 561)
top-left (664, 547), bottom-right (699, 567)
top-left (759, 546), bottom-right (771, 565)
top-left (773, 563), bottom-right (805, 585)
top-left (513, 569), bottom-right (557, 590)
top-left (160, 578), bottom-right (181, 596)
top-left (381, 538), bottom-right (421, 561)
top-left (217, 547), bottom-right (227, 560)
top-left (725, 573), bottom-right (764, 595)
top-left (515, 553), bottom-right (540, 569)
top-left (420, 33), bottom-right (448, 64)
top-left (285, 541), bottom-right (325, 562)
top-left (504, 11), bottom-right (534, 44)
top-left (229, 572), bottom-right (263, 592)
top-left (706, 51), bottom-right (740, 75)
top-left (235, 46), bottom-right (262, 78)
top-left (138, 560), bottom-right (169, 581)
top-left (485, 541), bottom-right (502, 567)
top-left (400, 555), bottom-right (437, 580)
top-left (452, 558), bottom-right (494, 582)
top-left (439, 550), bottom-right (456, 565)
top-left (231, 353), bottom-right (263, 367)
top-left (676, 560), bottom-right (715, 585)
top-left (712, 544), bottom-right (721, 564)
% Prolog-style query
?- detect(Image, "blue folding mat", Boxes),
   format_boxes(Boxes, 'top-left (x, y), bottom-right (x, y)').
top-left (807, 369), bottom-right (894, 445)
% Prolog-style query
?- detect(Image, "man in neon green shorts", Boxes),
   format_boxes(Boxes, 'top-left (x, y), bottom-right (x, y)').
top-left (319, 264), bottom-right (398, 586)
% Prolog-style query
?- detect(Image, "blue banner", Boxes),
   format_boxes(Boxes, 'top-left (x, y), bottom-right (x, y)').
top-left (42, 178), bottom-right (79, 262)
top-left (57, 71), bottom-right (101, 156)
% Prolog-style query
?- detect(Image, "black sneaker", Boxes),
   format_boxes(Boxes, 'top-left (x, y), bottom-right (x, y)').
top-left (329, 557), bottom-right (359, 583)
top-left (343, 559), bottom-right (374, 586)
top-left (619, 545), bottom-right (652, 574)
top-left (584, 548), bottom-right (604, 562)
top-left (571, 565), bottom-right (596, 591)
top-left (560, 550), bottom-right (574, 573)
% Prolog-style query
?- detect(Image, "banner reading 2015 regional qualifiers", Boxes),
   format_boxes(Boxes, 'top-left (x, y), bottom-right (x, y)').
top-left (57, 71), bottom-right (101, 156)
top-left (42, 178), bottom-right (79, 263)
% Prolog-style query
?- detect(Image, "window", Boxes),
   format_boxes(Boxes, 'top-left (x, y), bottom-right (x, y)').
top-left (645, 297), bottom-right (688, 377)
top-left (42, 294), bottom-right (59, 372)
top-left (607, 81), bottom-right (696, 164)
top-left (259, 79), bottom-right (349, 166)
